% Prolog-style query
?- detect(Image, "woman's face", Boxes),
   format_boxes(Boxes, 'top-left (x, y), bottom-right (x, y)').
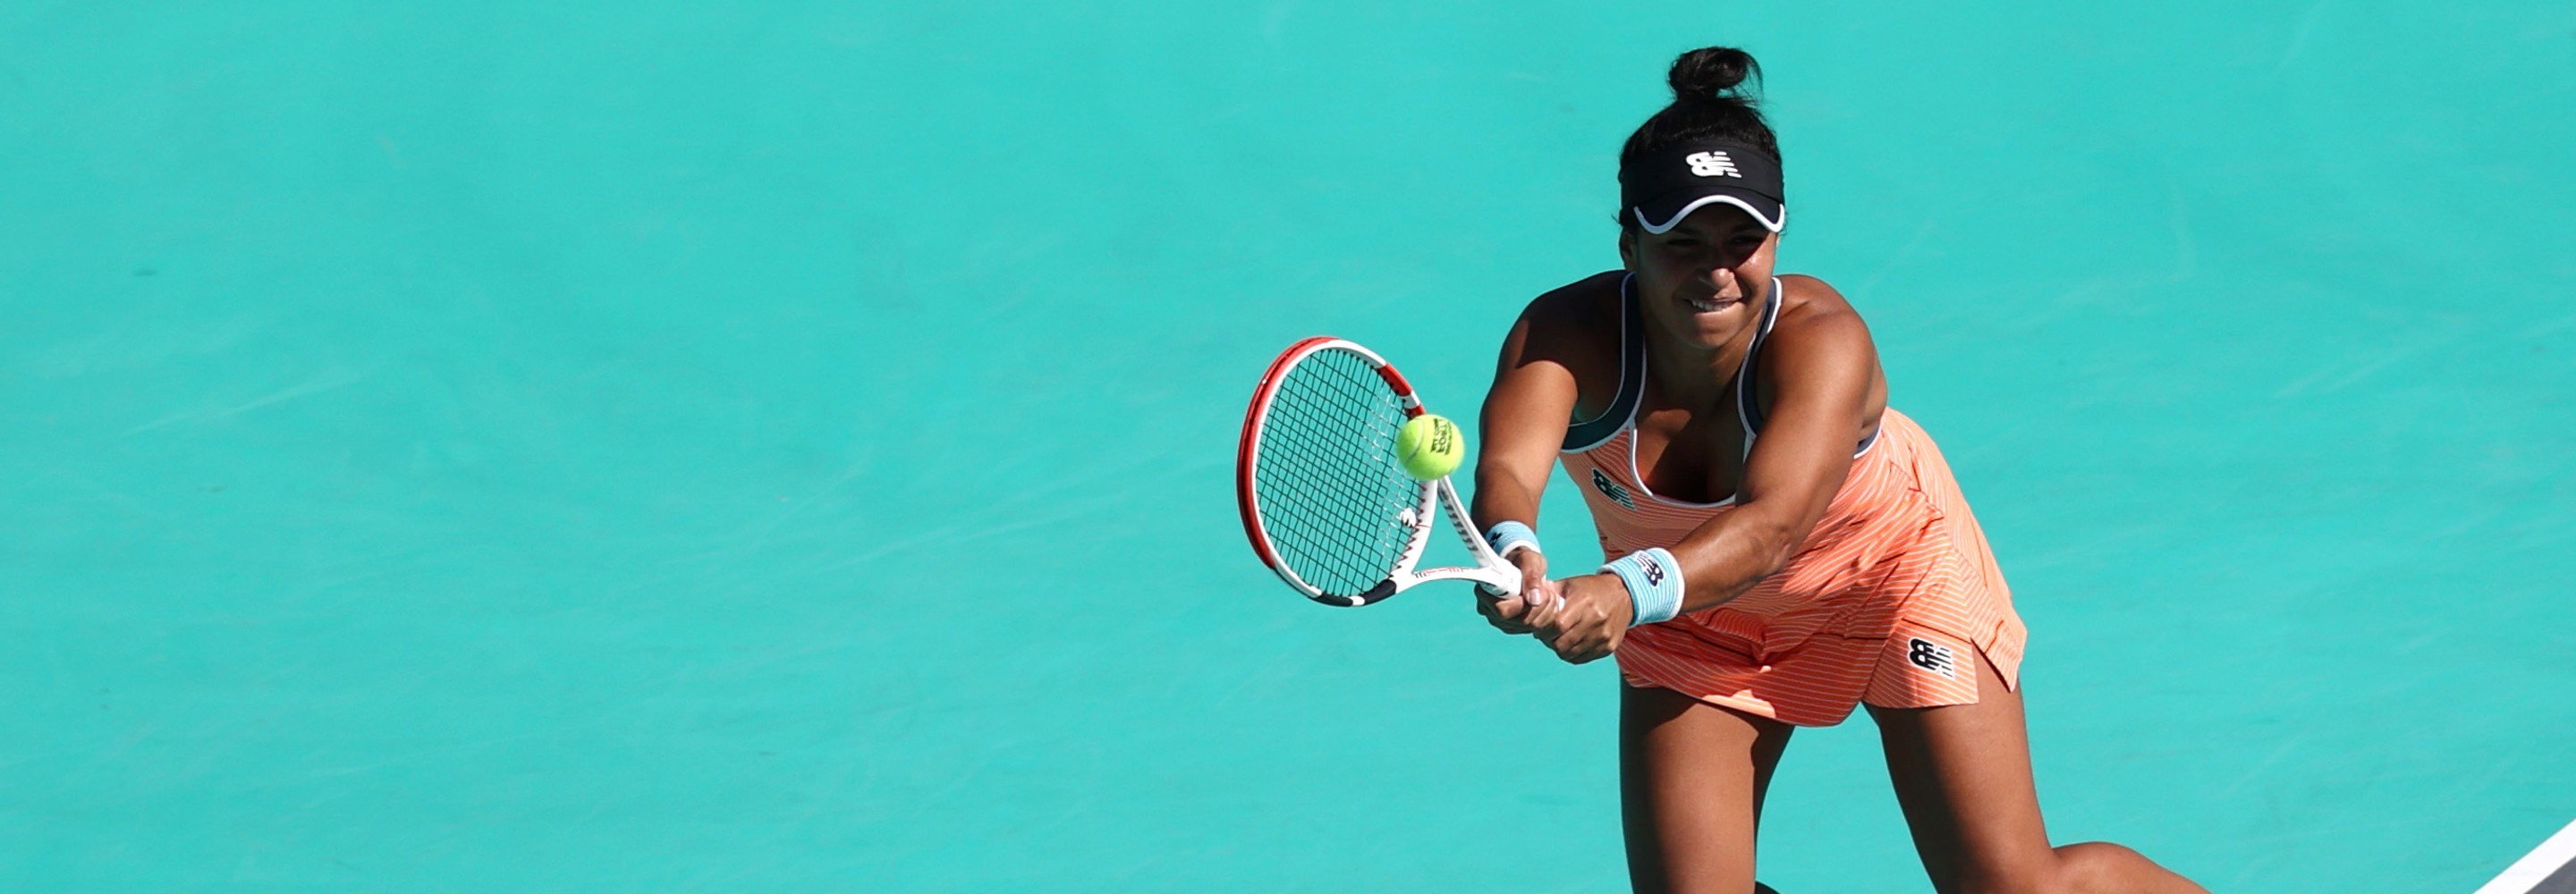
top-left (1619, 203), bottom-right (1778, 351)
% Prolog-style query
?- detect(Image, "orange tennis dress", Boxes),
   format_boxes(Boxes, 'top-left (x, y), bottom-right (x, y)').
top-left (1562, 276), bottom-right (2027, 727)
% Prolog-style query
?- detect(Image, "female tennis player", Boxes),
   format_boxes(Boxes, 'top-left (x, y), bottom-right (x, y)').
top-left (1469, 47), bottom-right (2206, 894)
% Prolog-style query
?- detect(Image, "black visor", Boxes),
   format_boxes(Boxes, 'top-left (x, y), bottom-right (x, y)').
top-left (1619, 139), bottom-right (1785, 233)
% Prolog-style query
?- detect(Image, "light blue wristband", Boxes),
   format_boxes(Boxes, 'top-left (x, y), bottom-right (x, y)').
top-left (1601, 547), bottom-right (1684, 627)
top-left (1483, 520), bottom-right (1541, 559)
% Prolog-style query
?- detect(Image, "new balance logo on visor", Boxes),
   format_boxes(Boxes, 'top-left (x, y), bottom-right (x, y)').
top-left (1907, 637), bottom-right (1959, 679)
top-left (1685, 151), bottom-right (1741, 178)
top-left (1592, 468), bottom-right (1635, 509)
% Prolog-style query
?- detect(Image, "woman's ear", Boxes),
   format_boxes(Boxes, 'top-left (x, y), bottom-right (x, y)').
top-left (1617, 228), bottom-right (1637, 272)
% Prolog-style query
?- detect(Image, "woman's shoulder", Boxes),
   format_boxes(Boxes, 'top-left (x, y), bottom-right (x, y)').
top-left (1520, 270), bottom-right (1625, 329)
top-left (1758, 274), bottom-right (1888, 420)
top-left (1775, 274), bottom-right (1858, 325)
top-left (1511, 270), bottom-right (1625, 359)
top-left (1770, 274), bottom-right (1878, 351)
top-left (1509, 270), bottom-right (1627, 418)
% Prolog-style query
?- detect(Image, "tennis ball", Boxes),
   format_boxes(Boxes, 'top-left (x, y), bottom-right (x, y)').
top-left (1395, 414), bottom-right (1465, 480)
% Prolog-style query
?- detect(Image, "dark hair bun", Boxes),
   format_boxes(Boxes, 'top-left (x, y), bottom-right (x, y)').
top-left (1667, 46), bottom-right (1761, 104)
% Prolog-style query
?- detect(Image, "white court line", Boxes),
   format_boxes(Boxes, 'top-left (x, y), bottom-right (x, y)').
top-left (2476, 818), bottom-right (2576, 894)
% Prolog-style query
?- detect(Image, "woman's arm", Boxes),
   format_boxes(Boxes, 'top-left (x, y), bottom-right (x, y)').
top-left (1665, 291), bottom-right (1879, 608)
top-left (1470, 289), bottom-right (1589, 629)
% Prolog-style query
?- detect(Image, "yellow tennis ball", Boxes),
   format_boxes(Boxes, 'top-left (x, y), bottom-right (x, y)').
top-left (1395, 414), bottom-right (1465, 480)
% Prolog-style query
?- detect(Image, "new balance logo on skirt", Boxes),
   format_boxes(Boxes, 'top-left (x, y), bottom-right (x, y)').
top-left (1907, 637), bottom-right (1959, 679)
top-left (1686, 151), bottom-right (1741, 177)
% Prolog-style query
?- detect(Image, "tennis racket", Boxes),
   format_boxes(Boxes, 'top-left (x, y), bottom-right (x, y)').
top-left (1234, 336), bottom-right (1521, 607)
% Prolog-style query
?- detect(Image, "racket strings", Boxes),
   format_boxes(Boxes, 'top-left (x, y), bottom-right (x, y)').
top-left (1253, 349), bottom-right (1421, 596)
top-left (1264, 361), bottom-right (1411, 584)
top-left (1264, 421), bottom-right (1412, 593)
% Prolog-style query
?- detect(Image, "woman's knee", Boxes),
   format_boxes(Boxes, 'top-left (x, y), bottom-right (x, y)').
top-left (2050, 842), bottom-right (2154, 893)
top-left (1943, 842), bottom-right (2142, 894)
top-left (1931, 842), bottom-right (2131, 894)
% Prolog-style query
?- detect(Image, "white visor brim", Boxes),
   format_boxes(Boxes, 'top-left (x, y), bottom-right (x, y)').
top-left (1633, 195), bottom-right (1785, 234)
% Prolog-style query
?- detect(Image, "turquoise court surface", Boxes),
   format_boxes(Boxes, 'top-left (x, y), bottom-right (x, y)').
top-left (4, 2), bottom-right (2572, 890)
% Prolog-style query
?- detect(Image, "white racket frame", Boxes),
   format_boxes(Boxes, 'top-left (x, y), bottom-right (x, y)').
top-left (1236, 337), bottom-right (1521, 607)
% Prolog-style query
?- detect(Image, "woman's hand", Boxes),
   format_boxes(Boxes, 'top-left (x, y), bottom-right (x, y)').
top-left (1532, 572), bottom-right (1637, 664)
top-left (1474, 549), bottom-right (1558, 636)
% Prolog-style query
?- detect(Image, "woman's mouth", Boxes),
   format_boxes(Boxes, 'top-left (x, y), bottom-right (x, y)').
top-left (1686, 295), bottom-right (1737, 314)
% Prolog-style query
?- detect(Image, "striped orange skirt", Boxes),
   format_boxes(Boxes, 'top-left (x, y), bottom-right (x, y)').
top-left (1571, 409), bottom-right (2027, 727)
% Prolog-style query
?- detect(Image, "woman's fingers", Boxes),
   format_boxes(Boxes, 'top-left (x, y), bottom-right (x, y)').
top-left (1521, 583), bottom-right (1563, 631)
top-left (1478, 561), bottom-right (1595, 645)
top-left (1557, 630), bottom-right (1613, 663)
top-left (1523, 576), bottom-right (1558, 614)
top-left (1477, 591), bottom-right (1537, 635)
top-left (1512, 551), bottom-right (1553, 607)
top-left (1535, 574), bottom-right (1627, 664)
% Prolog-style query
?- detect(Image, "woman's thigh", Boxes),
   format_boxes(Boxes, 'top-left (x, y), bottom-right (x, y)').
top-left (1621, 683), bottom-right (1794, 894)
top-left (1867, 651), bottom-right (2205, 894)
top-left (1864, 648), bottom-right (2056, 891)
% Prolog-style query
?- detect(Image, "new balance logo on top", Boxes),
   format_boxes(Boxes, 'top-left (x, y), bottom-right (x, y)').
top-left (1685, 151), bottom-right (1741, 178)
top-left (1906, 637), bottom-right (1959, 679)
top-left (1591, 468), bottom-right (1635, 509)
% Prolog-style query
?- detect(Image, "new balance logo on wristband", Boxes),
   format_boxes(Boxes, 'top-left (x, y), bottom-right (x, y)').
top-left (1685, 151), bottom-right (1741, 178)
top-left (1906, 637), bottom-right (1959, 679)
top-left (1638, 554), bottom-right (1665, 586)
